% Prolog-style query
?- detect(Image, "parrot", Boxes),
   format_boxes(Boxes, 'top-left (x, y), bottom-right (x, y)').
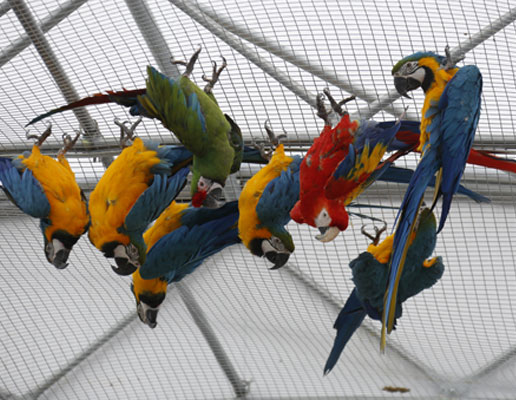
top-left (379, 119), bottom-right (516, 174)
top-left (382, 49), bottom-right (482, 348)
top-left (88, 127), bottom-right (190, 276)
top-left (131, 200), bottom-right (241, 328)
top-left (324, 207), bottom-right (444, 374)
top-left (0, 126), bottom-right (89, 269)
top-left (27, 47), bottom-right (244, 209)
top-left (238, 138), bottom-right (302, 269)
top-left (290, 90), bottom-right (406, 243)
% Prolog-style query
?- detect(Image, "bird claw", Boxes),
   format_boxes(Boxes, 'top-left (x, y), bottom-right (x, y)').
top-left (172, 45), bottom-right (202, 77)
top-left (316, 93), bottom-right (331, 125)
top-left (115, 116), bottom-right (142, 148)
top-left (252, 120), bottom-right (287, 160)
top-left (26, 123), bottom-right (53, 147)
top-left (264, 119), bottom-right (287, 147)
top-left (360, 220), bottom-right (387, 246)
top-left (323, 88), bottom-right (355, 116)
top-left (442, 45), bottom-right (464, 70)
top-left (57, 129), bottom-right (81, 157)
top-left (202, 56), bottom-right (227, 94)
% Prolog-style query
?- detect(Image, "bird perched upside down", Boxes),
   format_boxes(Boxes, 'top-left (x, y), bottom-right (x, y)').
top-left (132, 200), bottom-right (241, 328)
top-left (238, 122), bottom-right (301, 269)
top-left (28, 47), bottom-right (242, 209)
top-left (324, 207), bottom-right (444, 374)
top-left (0, 126), bottom-right (89, 269)
top-left (88, 120), bottom-right (189, 276)
top-left (290, 90), bottom-right (404, 242)
top-left (382, 48), bottom-right (482, 349)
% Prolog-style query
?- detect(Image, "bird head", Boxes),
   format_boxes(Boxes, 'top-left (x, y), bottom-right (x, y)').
top-left (291, 198), bottom-right (348, 242)
top-left (248, 228), bottom-right (294, 270)
top-left (392, 52), bottom-right (447, 97)
top-left (191, 175), bottom-right (225, 209)
top-left (101, 240), bottom-right (142, 276)
top-left (41, 220), bottom-right (84, 269)
top-left (131, 272), bottom-right (167, 329)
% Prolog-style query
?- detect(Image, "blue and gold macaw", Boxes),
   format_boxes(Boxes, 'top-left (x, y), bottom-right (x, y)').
top-left (88, 135), bottom-right (189, 276)
top-left (382, 50), bottom-right (482, 348)
top-left (239, 143), bottom-right (301, 269)
top-left (324, 207), bottom-right (444, 374)
top-left (0, 127), bottom-right (89, 269)
top-left (132, 200), bottom-right (240, 328)
top-left (28, 48), bottom-right (244, 209)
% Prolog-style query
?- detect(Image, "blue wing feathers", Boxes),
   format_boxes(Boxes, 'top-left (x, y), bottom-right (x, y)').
top-left (0, 157), bottom-right (50, 218)
top-left (124, 168), bottom-right (189, 234)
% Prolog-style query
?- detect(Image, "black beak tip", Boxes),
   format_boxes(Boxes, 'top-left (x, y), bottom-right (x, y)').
top-left (52, 249), bottom-right (70, 269)
top-left (112, 257), bottom-right (137, 276)
top-left (265, 251), bottom-right (290, 270)
top-left (394, 77), bottom-right (411, 99)
top-left (146, 309), bottom-right (158, 329)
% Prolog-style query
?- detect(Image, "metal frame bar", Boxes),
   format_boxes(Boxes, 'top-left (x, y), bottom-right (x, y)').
top-left (189, 0), bottom-right (414, 120)
top-left (8, 0), bottom-right (97, 137)
top-left (0, 0), bottom-right (89, 68)
top-left (124, 1), bottom-right (249, 397)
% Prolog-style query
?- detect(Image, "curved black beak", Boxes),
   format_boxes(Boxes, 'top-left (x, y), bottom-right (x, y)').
top-left (112, 257), bottom-right (138, 276)
top-left (394, 77), bottom-right (412, 98)
top-left (202, 187), bottom-right (225, 209)
top-left (145, 309), bottom-right (158, 329)
top-left (52, 249), bottom-right (70, 269)
top-left (265, 251), bottom-right (290, 270)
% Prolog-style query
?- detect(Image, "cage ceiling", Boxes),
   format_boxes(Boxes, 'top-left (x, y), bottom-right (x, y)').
top-left (1, 0), bottom-right (516, 399)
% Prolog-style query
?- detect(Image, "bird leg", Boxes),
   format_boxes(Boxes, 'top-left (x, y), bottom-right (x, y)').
top-left (26, 123), bottom-right (52, 147)
top-left (442, 45), bottom-right (464, 70)
top-left (323, 88), bottom-right (356, 116)
top-left (202, 57), bottom-right (227, 95)
top-left (172, 45), bottom-right (202, 78)
top-left (252, 120), bottom-right (287, 160)
top-left (57, 129), bottom-right (81, 158)
top-left (316, 93), bottom-right (332, 125)
top-left (360, 220), bottom-right (387, 246)
top-left (114, 116), bottom-right (142, 148)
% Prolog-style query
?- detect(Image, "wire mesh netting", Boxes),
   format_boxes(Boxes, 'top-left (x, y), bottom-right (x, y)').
top-left (1, 0), bottom-right (516, 399)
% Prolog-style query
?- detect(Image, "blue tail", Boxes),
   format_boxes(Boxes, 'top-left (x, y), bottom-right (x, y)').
top-left (383, 149), bottom-right (439, 340)
top-left (324, 288), bottom-right (366, 375)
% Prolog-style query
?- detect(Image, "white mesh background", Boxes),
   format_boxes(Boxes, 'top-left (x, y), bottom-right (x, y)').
top-left (1, 0), bottom-right (516, 399)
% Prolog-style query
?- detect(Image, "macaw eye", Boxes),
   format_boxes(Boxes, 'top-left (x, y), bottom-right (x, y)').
top-left (126, 243), bottom-right (139, 263)
top-left (270, 236), bottom-right (286, 251)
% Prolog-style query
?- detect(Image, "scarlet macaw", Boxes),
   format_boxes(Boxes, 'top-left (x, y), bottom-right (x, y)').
top-left (28, 47), bottom-right (243, 209)
top-left (324, 207), bottom-right (444, 374)
top-left (0, 126), bottom-right (89, 269)
top-left (290, 90), bottom-right (404, 242)
top-left (132, 200), bottom-right (240, 328)
top-left (382, 49), bottom-right (482, 348)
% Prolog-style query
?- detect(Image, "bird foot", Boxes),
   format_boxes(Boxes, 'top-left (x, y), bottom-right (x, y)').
top-left (252, 120), bottom-right (287, 160)
top-left (57, 129), bottom-right (81, 157)
top-left (26, 123), bottom-right (52, 147)
top-left (202, 56), bottom-right (227, 94)
top-left (115, 116), bottom-right (142, 148)
top-left (360, 220), bottom-right (387, 246)
top-left (323, 88), bottom-right (356, 116)
top-left (442, 45), bottom-right (464, 70)
top-left (172, 45), bottom-right (202, 78)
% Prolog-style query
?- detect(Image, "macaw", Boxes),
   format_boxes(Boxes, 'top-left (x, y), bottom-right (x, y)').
top-left (290, 91), bottom-right (404, 242)
top-left (27, 47), bottom-right (243, 209)
top-left (324, 207), bottom-right (444, 374)
top-left (131, 200), bottom-right (240, 328)
top-left (238, 143), bottom-right (301, 269)
top-left (0, 126), bottom-right (89, 269)
top-left (382, 50), bottom-right (482, 347)
top-left (88, 135), bottom-right (189, 276)
top-left (379, 119), bottom-right (516, 174)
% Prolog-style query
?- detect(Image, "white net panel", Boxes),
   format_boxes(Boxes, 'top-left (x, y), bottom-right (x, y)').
top-left (1, 0), bottom-right (516, 399)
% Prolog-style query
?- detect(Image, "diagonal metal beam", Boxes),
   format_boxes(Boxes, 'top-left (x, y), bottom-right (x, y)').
top-left (0, 0), bottom-right (88, 68)
top-left (189, 0), bottom-right (415, 120)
